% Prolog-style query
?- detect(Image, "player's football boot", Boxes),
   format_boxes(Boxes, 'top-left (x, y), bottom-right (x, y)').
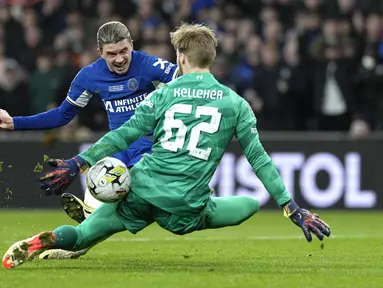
top-left (2, 231), bottom-right (56, 269)
top-left (39, 248), bottom-right (89, 260)
top-left (61, 193), bottom-right (94, 224)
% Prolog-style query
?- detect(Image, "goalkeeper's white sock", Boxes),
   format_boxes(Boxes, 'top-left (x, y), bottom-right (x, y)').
top-left (83, 187), bottom-right (103, 217)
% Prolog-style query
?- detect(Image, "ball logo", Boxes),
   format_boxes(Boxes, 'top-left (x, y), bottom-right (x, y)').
top-left (99, 174), bottom-right (117, 187)
top-left (110, 166), bottom-right (126, 177)
top-left (98, 166), bottom-right (126, 186)
top-left (127, 78), bottom-right (139, 92)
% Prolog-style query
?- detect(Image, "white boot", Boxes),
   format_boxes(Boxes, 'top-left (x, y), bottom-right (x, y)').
top-left (39, 248), bottom-right (89, 260)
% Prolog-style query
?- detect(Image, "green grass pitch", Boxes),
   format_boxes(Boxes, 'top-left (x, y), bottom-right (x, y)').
top-left (0, 210), bottom-right (382, 288)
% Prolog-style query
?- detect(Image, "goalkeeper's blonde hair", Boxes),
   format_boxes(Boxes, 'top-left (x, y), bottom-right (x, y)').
top-left (170, 23), bottom-right (218, 68)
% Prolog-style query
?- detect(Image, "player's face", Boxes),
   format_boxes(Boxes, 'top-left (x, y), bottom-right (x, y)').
top-left (101, 39), bottom-right (133, 75)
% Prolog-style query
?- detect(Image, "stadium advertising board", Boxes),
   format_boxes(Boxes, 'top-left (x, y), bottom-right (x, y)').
top-left (0, 139), bottom-right (380, 209)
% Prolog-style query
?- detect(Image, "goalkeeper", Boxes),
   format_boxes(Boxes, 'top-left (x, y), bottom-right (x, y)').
top-left (3, 23), bottom-right (330, 269)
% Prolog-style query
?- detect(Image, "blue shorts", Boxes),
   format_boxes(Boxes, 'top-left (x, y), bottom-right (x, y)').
top-left (111, 137), bottom-right (152, 168)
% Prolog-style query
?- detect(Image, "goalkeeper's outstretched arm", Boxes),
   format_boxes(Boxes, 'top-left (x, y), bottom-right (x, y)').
top-left (234, 97), bottom-right (331, 242)
top-left (234, 97), bottom-right (291, 206)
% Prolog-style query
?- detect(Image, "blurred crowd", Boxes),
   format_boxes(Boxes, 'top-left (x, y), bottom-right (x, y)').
top-left (0, 0), bottom-right (383, 138)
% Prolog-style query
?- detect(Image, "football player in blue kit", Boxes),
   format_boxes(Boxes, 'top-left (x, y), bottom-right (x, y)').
top-left (0, 21), bottom-right (179, 259)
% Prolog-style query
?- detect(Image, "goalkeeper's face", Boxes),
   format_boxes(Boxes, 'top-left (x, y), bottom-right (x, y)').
top-left (101, 39), bottom-right (133, 75)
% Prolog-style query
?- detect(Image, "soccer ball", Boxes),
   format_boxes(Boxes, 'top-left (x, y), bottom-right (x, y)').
top-left (86, 157), bottom-right (131, 203)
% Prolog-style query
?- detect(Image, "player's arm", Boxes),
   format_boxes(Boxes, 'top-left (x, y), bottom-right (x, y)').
top-left (0, 99), bottom-right (79, 130)
top-left (79, 92), bottom-right (157, 165)
top-left (234, 98), bottom-right (290, 206)
top-left (235, 97), bottom-right (331, 242)
top-left (9, 100), bottom-right (79, 130)
top-left (0, 68), bottom-right (92, 130)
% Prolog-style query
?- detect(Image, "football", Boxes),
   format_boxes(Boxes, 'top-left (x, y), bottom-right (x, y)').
top-left (86, 157), bottom-right (131, 203)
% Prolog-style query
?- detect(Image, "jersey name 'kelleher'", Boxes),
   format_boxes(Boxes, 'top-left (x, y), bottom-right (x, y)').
top-left (173, 88), bottom-right (223, 100)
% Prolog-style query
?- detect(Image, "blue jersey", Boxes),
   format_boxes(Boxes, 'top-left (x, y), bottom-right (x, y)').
top-left (13, 50), bottom-right (178, 167)
top-left (66, 51), bottom-right (179, 130)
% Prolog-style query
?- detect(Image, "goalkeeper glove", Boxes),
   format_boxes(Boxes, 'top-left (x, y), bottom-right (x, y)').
top-left (282, 199), bottom-right (331, 242)
top-left (39, 156), bottom-right (88, 195)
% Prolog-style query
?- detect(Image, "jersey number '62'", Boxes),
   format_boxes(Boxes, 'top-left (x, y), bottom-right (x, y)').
top-left (161, 104), bottom-right (222, 161)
